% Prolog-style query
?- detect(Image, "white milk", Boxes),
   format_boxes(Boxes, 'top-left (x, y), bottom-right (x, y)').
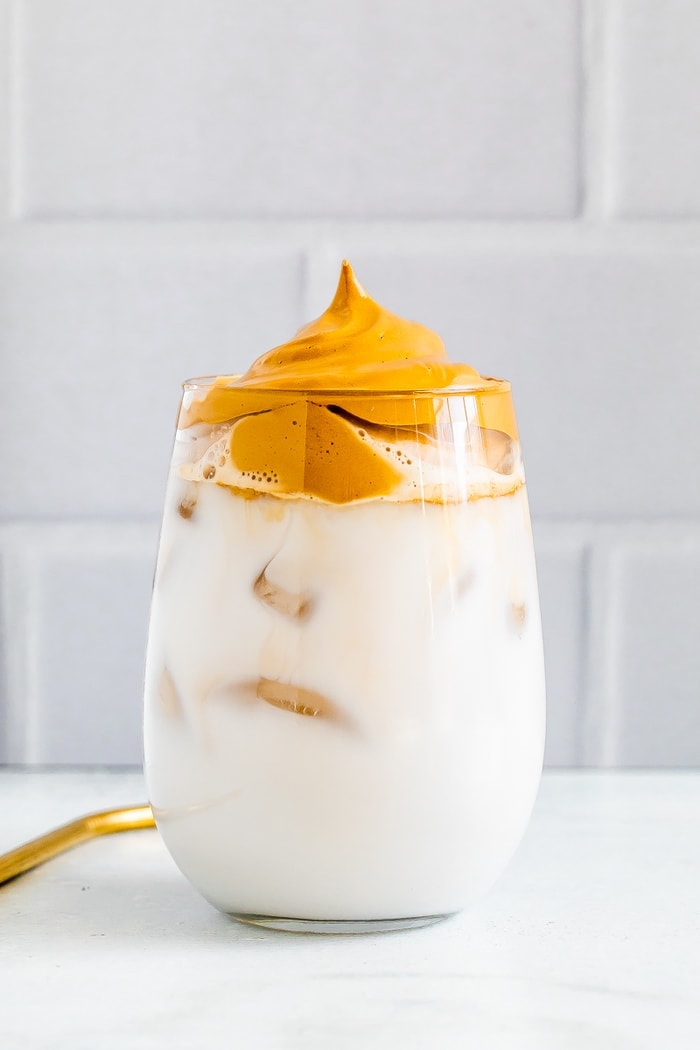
top-left (144, 428), bottom-right (545, 921)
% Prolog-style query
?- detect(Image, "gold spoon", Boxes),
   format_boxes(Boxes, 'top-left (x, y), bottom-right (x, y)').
top-left (0, 805), bottom-right (156, 886)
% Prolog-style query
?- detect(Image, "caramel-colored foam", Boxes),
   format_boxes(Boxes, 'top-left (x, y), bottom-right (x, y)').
top-left (231, 401), bottom-right (404, 504)
top-left (237, 261), bottom-right (479, 397)
top-left (179, 262), bottom-right (519, 504)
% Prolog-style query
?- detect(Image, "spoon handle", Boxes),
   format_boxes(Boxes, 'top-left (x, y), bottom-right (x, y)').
top-left (0, 805), bottom-right (155, 886)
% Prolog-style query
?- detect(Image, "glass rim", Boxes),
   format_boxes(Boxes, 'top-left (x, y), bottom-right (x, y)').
top-left (181, 375), bottom-right (512, 398)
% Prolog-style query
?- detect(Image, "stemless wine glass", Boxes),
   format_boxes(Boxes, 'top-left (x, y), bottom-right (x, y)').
top-left (143, 381), bottom-right (545, 933)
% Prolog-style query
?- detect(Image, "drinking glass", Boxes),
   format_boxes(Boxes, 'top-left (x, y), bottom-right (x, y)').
top-left (143, 381), bottom-right (545, 933)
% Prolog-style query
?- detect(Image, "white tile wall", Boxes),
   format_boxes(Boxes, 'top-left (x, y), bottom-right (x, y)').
top-left (1, 1), bottom-right (699, 767)
top-left (15, 0), bottom-right (580, 219)
top-left (0, 524), bottom-right (158, 764)
top-left (534, 530), bottom-right (588, 768)
top-left (607, 532), bottom-right (700, 766)
top-left (611, 0), bottom-right (700, 216)
top-left (0, 230), bottom-right (303, 518)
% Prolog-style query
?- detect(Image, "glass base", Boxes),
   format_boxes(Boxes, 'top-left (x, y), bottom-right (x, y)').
top-left (229, 912), bottom-right (453, 934)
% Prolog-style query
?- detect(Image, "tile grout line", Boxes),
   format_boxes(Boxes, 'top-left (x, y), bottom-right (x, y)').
top-left (21, 544), bottom-right (43, 763)
top-left (581, 535), bottom-right (619, 766)
top-left (600, 545), bottom-right (625, 767)
top-left (5, 221), bottom-right (700, 263)
top-left (1, 534), bottom-right (40, 762)
top-left (573, 542), bottom-right (593, 767)
top-left (0, 1), bottom-right (9, 221)
top-left (301, 240), bottom-right (338, 319)
top-left (6, 0), bottom-right (23, 220)
top-left (580, 0), bottom-right (616, 222)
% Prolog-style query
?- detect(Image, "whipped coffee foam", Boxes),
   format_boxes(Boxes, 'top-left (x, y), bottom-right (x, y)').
top-left (177, 261), bottom-right (519, 506)
top-left (179, 404), bottom-right (522, 505)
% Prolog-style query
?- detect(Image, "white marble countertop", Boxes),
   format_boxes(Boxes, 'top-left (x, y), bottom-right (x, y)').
top-left (1, 770), bottom-right (698, 1049)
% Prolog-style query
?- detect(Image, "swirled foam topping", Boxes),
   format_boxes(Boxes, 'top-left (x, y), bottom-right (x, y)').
top-left (236, 261), bottom-right (481, 395)
top-left (179, 262), bottom-right (521, 504)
